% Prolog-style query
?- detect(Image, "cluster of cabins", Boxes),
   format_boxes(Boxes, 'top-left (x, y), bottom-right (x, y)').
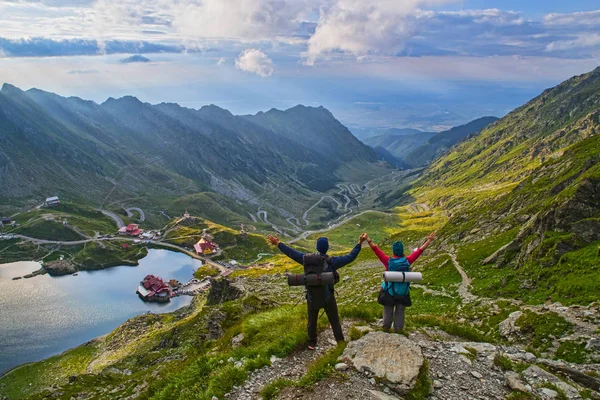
top-left (136, 273), bottom-right (213, 302)
top-left (136, 275), bottom-right (172, 302)
top-left (118, 224), bottom-right (159, 240)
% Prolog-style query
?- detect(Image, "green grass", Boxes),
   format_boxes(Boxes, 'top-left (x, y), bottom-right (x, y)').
top-left (506, 392), bottom-right (536, 400)
top-left (410, 315), bottom-right (491, 342)
top-left (493, 354), bottom-right (529, 373)
top-left (0, 342), bottom-right (99, 399)
top-left (300, 212), bottom-right (401, 251)
top-left (16, 219), bottom-right (84, 241)
top-left (71, 241), bottom-right (148, 270)
top-left (515, 310), bottom-right (572, 352)
top-left (405, 360), bottom-right (431, 400)
top-left (540, 383), bottom-right (568, 400)
top-left (194, 265), bottom-right (220, 279)
top-left (555, 340), bottom-right (590, 364)
top-left (260, 342), bottom-right (347, 399)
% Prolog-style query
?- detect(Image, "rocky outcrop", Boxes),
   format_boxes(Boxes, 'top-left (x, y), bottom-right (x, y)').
top-left (206, 277), bottom-right (244, 305)
top-left (340, 332), bottom-right (424, 393)
top-left (499, 311), bottom-right (523, 339)
top-left (522, 365), bottom-right (583, 399)
top-left (43, 259), bottom-right (77, 276)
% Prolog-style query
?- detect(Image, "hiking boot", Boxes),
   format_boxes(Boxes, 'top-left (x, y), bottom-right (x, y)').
top-left (308, 345), bottom-right (316, 350)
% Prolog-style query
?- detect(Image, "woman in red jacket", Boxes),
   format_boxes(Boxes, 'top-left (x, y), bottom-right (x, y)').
top-left (364, 232), bottom-right (436, 332)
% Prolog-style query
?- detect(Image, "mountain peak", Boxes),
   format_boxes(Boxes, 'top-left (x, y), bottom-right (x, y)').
top-left (101, 95), bottom-right (143, 107)
top-left (1, 83), bottom-right (23, 95)
top-left (199, 104), bottom-right (233, 118)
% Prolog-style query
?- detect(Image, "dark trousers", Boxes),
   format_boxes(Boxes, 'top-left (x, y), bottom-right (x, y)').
top-left (383, 304), bottom-right (406, 330)
top-left (307, 296), bottom-right (344, 346)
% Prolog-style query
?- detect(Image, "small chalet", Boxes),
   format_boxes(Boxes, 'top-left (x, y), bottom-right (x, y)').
top-left (45, 196), bottom-right (60, 207)
top-left (1, 217), bottom-right (13, 226)
top-left (194, 238), bottom-right (219, 255)
top-left (137, 274), bottom-right (171, 302)
top-left (118, 223), bottom-right (143, 237)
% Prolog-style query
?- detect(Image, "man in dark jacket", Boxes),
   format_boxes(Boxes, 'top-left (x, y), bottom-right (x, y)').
top-left (267, 234), bottom-right (366, 349)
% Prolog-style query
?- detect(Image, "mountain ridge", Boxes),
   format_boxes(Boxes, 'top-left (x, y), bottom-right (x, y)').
top-left (0, 83), bottom-right (390, 229)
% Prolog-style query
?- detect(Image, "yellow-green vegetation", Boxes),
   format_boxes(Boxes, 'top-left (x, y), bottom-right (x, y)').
top-left (194, 265), bottom-right (220, 279)
top-left (166, 192), bottom-right (253, 227)
top-left (0, 342), bottom-right (99, 399)
top-left (163, 218), bottom-right (271, 263)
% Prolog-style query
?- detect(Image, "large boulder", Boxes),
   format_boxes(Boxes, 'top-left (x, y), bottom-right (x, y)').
top-left (341, 332), bottom-right (424, 393)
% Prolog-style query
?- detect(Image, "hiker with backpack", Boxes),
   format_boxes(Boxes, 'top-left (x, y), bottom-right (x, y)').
top-left (267, 234), bottom-right (366, 349)
top-left (364, 232), bottom-right (436, 332)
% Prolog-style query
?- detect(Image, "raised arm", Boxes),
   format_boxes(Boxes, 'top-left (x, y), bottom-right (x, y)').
top-left (267, 235), bottom-right (304, 265)
top-left (407, 232), bottom-right (437, 264)
top-left (365, 233), bottom-right (390, 269)
top-left (329, 234), bottom-right (366, 271)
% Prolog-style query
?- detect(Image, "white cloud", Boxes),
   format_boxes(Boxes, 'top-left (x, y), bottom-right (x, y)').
top-left (216, 57), bottom-right (226, 66)
top-left (170, 0), bottom-right (317, 42)
top-left (544, 10), bottom-right (600, 26)
top-left (235, 48), bottom-right (274, 77)
top-left (546, 33), bottom-right (600, 51)
top-left (304, 0), bottom-right (454, 64)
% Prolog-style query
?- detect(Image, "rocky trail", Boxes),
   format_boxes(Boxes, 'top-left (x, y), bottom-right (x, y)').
top-left (227, 321), bottom-right (355, 400)
top-left (226, 317), bottom-right (600, 400)
top-left (447, 251), bottom-right (476, 303)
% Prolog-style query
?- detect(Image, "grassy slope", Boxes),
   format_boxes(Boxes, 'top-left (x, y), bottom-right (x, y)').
top-left (407, 67), bottom-right (600, 305)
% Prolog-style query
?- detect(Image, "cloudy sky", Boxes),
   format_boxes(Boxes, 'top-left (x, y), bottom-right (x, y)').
top-left (1, 0), bottom-right (599, 131)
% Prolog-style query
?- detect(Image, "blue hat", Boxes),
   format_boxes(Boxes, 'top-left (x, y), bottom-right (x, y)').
top-left (316, 237), bottom-right (329, 254)
top-left (392, 241), bottom-right (404, 257)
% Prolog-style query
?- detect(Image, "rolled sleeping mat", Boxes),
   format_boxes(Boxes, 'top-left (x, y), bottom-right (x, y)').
top-left (287, 272), bottom-right (337, 286)
top-left (383, 271), bottom-right (423, 283)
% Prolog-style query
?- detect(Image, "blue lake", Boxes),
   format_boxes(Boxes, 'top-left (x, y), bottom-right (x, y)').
top-left (0, 249), bottom-right (202, 375)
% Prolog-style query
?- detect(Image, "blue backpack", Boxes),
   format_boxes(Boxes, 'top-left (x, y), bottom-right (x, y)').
top-left (382, 257), bottom-right (411, 297)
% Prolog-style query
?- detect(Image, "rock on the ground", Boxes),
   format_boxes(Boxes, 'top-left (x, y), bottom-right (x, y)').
top-left (335, 363), bottom-right (349, 371)
top-left (505, 371), bottom-right (531, 393)
top-left (540, 388), bottom-right (559, 399)
top-left (367, 389), bottom-right (400, 400)
top-left (522, 365), bottom-right (582, 399)
top-left (499, 311), bottom-right (523, 339)
top-left (231, 333), bottom-right (244, 348)
top-left (341, 332), bottom-right (424, 393)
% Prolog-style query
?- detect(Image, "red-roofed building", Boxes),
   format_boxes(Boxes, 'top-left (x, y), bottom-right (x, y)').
top-left (118, 224), bottom-right (143, 237)
top-left (194, 238), bottom-right (219, 255)
top-left (137, 274), bottom-right (171, 302)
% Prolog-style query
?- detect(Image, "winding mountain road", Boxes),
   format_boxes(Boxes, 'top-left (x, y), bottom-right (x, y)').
top-left (99, 210), bottom-right (124, 228)
top-left (125, 207), bottom-right (145, 221)
top-left (289, 210), bottom-right (392, 244)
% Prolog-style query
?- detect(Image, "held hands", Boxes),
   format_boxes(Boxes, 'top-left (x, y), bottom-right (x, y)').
top-left (267, 235), bottom-right (280, 246)
top-left (359, 233), bottom-right (368, 244)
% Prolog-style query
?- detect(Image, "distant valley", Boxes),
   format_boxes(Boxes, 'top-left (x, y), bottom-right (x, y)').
top-left (362, 116), bottom-right (498, 168)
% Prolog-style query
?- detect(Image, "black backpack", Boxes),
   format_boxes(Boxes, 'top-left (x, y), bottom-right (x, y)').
top-left (303, 253), bottom-right (339, 309)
